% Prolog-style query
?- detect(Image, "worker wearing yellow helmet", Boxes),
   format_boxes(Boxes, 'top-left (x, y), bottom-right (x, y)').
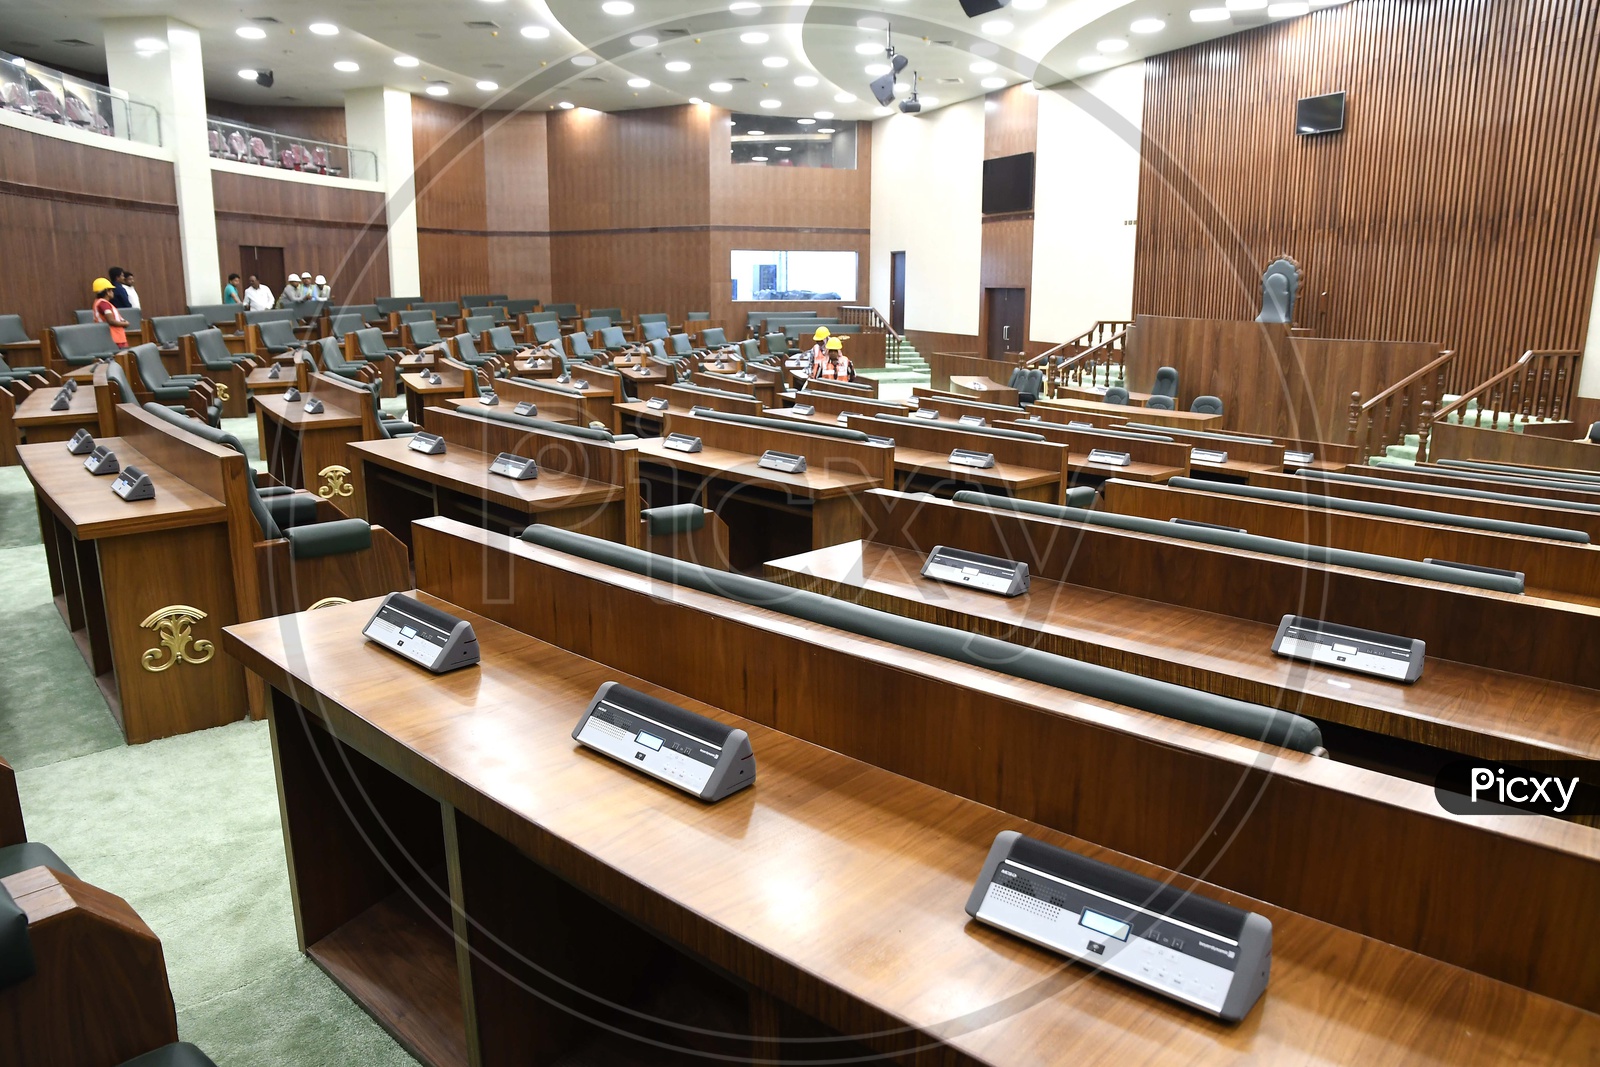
top-left (91, 277), bottom-right (129, 348)
top-left (813, 335), bottom-right (854, 382)
top-left (801, 325), bottom-right (830, 368)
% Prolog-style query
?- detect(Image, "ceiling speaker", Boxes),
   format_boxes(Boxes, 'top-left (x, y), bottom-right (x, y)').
top-left (958, 0), bottom-right (1009, 16)
top-left (869, 72), bottom-right (897, 107)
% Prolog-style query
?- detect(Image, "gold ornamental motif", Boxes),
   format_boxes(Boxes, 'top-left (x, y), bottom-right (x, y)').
top-left (139, 605), bottom-right (216, 672)
top-left (215, 382), bottom-right (231, 401)
top-left (307, 597), bottom-right (352, 610)
top-left (318, 465), bottom-right (353, 499)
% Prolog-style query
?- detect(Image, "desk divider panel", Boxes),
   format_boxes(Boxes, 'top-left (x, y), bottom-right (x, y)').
top-left (843, 414), bottom-right (1070, 502)
top-left (1098, 424), bottom-right (1289, 469)
top-left (659, 411), bottom-right (895, 490)
top-left (996, 419), bottom-right (1192, 471)
top-left (908, 391), bottom-right (1028, 426)
top-left (779, 391), bottom-right (910, 419)
top-left (798, 376), bottom-right (880, 399)
top-left (408, 516), bottom-right (1600, 1014)
top-left (660, 385), bottom-right (765, 417)
top-left (487, 377), bottom-right (610, 429)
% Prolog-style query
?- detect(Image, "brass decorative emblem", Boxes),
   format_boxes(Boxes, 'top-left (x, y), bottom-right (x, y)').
top-left (307, 596), bottom-right (351, 611)
top-left (139, 605), bottom-right (216, 672)
top-left (215, 382), bottom-right (231, 401)
top-left (318, 465), bottom-right (353, 499)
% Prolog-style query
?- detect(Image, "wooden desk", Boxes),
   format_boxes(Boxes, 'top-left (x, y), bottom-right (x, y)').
top-left (244, 363), bottom-right (301, 402)
top-left (20, 435), bottom-right (248, 742)
top-left (948, 375), bottom-right (1020, 406)
top-left (223, 588), bottom-right (1600, 1067)
top-left (635, 411), bottom-right (892, 569)
top-left (1059, 384), bottom-right (1155, 406)
top-left (256, 392), bottom-right (364, 503)
top-left (839, 412), bottom-right (1069, 504)
top-left (995, 419), bottom-right (1189, 486)
top-left (692, 370), bottom-right (777, 409)
top-left (400, 369), bottom-right (468, 424)
top-left (1037, 397), bottom-right (1225, 430)
top-left (0, 380), bottom-right (104, 466)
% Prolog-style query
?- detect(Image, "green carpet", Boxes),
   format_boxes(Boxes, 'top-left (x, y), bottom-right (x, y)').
top-left (0, 460), bottom-right (416, 1066)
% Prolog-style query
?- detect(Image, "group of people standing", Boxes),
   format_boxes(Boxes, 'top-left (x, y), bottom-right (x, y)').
top-left (90, 267), bottom-right (138, 347)
top-left (222, 270), bottom-right (331, 312)
top-left (802, 326), bottom-right (855, 381)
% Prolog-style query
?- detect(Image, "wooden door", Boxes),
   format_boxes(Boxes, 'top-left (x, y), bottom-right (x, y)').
top-left (985, 287), bottom-right (1025, 361)
top-left (890, 251), bottom-right (906, 333)
top-left (240, 246), bottom-right (285, 296)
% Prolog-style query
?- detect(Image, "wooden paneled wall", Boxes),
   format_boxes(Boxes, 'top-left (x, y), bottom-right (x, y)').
top-left (211, 171), bottom-right (389, 304)
top-left (980, 85), bottom-right (1037, 359)
top-left (206, 102), bottom-right (348, 147)
top-left (483, 111), bottom-right (552, 302)
top-left (1133, 0), bottom-right (1600, 393)
top-left (0, 125), bottom-right (183, 329)
top-left (412, 98), bottom-right (492, 299)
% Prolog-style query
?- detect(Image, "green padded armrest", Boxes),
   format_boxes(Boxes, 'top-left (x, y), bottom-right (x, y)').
top-left (0, 882), bottom-right (35, 988)
top-left (642, 504), bottom-right (706, 536)
top-left (473, 406), bottom-right (615, 442)
top-left (1173, 476), bottom-right (1589, 546)
top-left (954, 488), bottom-right (1526, 594)
top-left (1437, 458), bottom-right (1600, 486)
top-left (256, 485), bottom-right (297, 498)
top-left (380, 420), bottom-right (419, 438)
top-left (1122, 422), bottom-right (1274, 444)
top-left (285, 519), bottom-right (373, 560)
top-left (0, 841), bottom-right (75, 880)
top-left (117, 1042), bottom-right (223, 1067)
top-left (871, 413), bottom-right (1046, 442)
top-left (1304, 470), bottom-right (1600, 518)
top-left (691, 409), bottom-right (869, 442)
top-left (519, 526), bottom-right (1325, 753)
top-left (264, 494), bottom-right (322, 531)
top-left (1064, 486), bottom-right (1098, 508)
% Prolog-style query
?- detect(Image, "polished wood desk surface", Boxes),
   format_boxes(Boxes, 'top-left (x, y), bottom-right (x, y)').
top-left (947, 375), bottom-right (1020, 406)
top-left (1071, 455), bottom-right (1185, 483)
top-left (1058, 384), bottom-right (1156, 406)
top-left (244, 366), bottom-right (296, 392)
top-left (765, 539), bottom-right (1600, 767)
top-left (222, 595), bottom-right (1600, 1066)
top-left (347, 438), bottom-right (624, 513)
top-left (634, 437), bottom-right (882, 499)
top-left (1038, 397), bottom-right (1225, 429)
top-left (14, 384), bottom-right (99, 426)
top-left (19, 439), bottom-right (226, 539)
top-left (255, 392), bottom-right (364, 430)
top-left (893, 445), bottom-right (1061, 494)
top-left (438, 397), bottom-right (575, 423)
top-left (399, 371), bottom-right (463, 397)
top-left (1346, 462), bottom-right (1600, 503)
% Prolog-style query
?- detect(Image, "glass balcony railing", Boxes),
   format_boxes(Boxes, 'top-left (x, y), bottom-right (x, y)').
top-left (0, 50), bottom-right (161, 147)
top-left (206, 116), bottom-right (378, 182)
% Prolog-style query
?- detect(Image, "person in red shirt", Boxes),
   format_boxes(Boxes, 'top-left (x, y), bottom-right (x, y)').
top-left (91, 277), bottom-right (128, 348)
top-left (812, 336), bottom-right (854, 381)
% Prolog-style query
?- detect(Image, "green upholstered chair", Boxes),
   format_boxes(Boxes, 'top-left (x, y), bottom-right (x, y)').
top-left (1103, 385), bottom-right (1129, 405)
top-left (52, 323), bottom-right (117, 366)
top-left (375, 296), bottom-right (421, 314)
top-left (460, 315), bottom-right (496, 340)
top-left (598, 326), bottom-right (628, 353)
top-left (1152, 366), bottom-right (1179, 399)
top-left (256, 319), bottom-right (301, 356)
top-left (406, 318), bottom-right (445, 348)
top-left (396, 309), bottom-right (435, 327)
top-left (187, 304), bottom-right (240, 327)
top-left (191, 328), bottom-right (253, 370)
top-left (668, 332), bottom-right (694, 358)
top-left (486, 325), bottom-right (524, 357)
top-left (0, 315), bottom-right (34, 347)
top-left (686, 311), bottom-right (710, 321)
top-left (77, 308), bottom-right (144, 333)
top-left (697, 327), bottom-right (728, 351)
top-left (130, 344), bottom-right (203, 401)
top-left (410, 301), bottom-right (460, 321)
top-left (566, 331), bottom-right (598, 362)
top-left (328, 313), bottom-right (364, 340)
top-left (352, 327), bottom-right (405, 363)
top-left (1146, 394), bottom-right (1176, 410)
top-left (150, 314), bottom-right (208, 350)
top-left (505, 298), bottom-right (542, 316)
top-left (1006, 367), bottom-right (1044, 403)
top-left (461, 293), bottom-right (509, 308)
top-left (640, 320), bottom-right (670, 343)
top-left (581, 315), bottom-right (612, 333)
top-left (313, 336), bottom-right (370, 382)
top-left (453, 332), bottom-right (493, 368)
top-left (529, 319), bottom-right (562, 345)
top-left (1190, 395), bottom-right (1224, 416)
top-left (542, 303), bottom-right (578, 320)
top-left (764, 332), bottom-right (789, 356)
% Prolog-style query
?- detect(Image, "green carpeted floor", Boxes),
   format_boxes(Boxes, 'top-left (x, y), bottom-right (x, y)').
top-left (0, 445), bottom-right (417, 1064)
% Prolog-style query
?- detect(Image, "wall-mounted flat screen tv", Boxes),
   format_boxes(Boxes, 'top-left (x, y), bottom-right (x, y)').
top-left (1296, 92), bottom-right (1346, 135)
top-left (982, 152), bottom-right (1035, 214)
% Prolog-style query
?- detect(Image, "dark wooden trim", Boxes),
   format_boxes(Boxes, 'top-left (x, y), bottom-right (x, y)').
top-left (981, 211), bottom-right (1035, 224)
top-left (0, 178), bottom-right (177, 216)
top-left (421, 224), bottom-right (870, 239)
top-left (215, 208), bottom-right (385, 233)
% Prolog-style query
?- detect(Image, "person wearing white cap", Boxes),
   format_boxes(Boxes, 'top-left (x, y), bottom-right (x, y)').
top-left (277, 273), bottom-right (306, 309)
top-left (310, 274), bottom-right (332, 301)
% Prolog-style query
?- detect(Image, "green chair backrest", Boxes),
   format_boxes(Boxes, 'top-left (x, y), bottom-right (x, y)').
top-left (151, 314), bottom-right (208, 348)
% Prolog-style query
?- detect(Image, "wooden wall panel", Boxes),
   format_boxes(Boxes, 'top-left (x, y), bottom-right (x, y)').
top-left (547, 105), bottom-right (712, 233)
top-left (212, 170), bottom-right (389, 303)
top-left (978, 86), bottom-right (1039, 359)
top-left (206, 103), bottom-right (348, 147)
top-left (984, 84), bottom-right (1038, 160)
top-left (483, 112), bottom-right (551, 301)
top-left (1133, 0), bottom-right (1600, 393)
top-left (0, 125), bottom-right (182, 329)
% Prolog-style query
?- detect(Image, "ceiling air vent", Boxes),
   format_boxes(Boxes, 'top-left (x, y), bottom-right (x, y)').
top-left (251, 16), bottom-right (282, 24)
top-left (465, 21), bottom-right (500, 30)
top-left (55, 38), bottom-right (93, 47)
top-left (661, 28), bottom-right (691, 36)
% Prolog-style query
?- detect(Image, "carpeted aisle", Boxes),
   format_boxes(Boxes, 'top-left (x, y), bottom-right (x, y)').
top-left (0, 458), bottom-right (417, 1066)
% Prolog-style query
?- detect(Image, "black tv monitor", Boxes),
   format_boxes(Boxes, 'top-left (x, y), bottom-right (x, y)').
top-left (1296, 92), bottom-right (1346, 136)
top-left (982, 152), bottom-right (1035, 214)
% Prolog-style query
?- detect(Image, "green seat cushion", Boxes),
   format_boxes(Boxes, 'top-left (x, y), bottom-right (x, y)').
top-left (0, 841), bottom-right (74, 880)
top-left (117, 1043), bottom-right (222, 1067)
top-left (285, 519), bottom-right (374, 560)
top-left (0, 882), bottom-right (35, 988)
top-left (642, 504), bottom-right (706, 536)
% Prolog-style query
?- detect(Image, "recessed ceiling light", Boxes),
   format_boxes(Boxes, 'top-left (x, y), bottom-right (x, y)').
top-left (558, 100), bottom-right (575, 108)
top-left (477, 79), bottom-right (499, 90)
top-left (236, 26), bottom-right (266, 39)
top-left (666, 60), bottom-right (691, 72)
top-left (760, 98), bottom-right (780, 108)
top-left (572, 55), bottom-right (598, 66)
top-left (980, 19), bottom-right (1012, 35)
top-left (1268, 1), bottom-right (1310, 13)
top-left (395, 55), bottom-right (421, 67)
top-left (238, 68), bottom-right (258, 80)
top-left (857, 16), bottom-right (889, 29)
top-left (689, 96), bottom-right (705, 104)
top-left (762, 56), bottom-right (788, 68)
top-left (740, 31), bottom-right (769, 44)
top-left (1309, 0), bottom-right (1349, 6)
top-left (969, 60), bottom-right (997, 74)
top-left (814, 110), bottom-right (833, 119)
top-left (709, 81), bottom-right (732, 92)
top-left (1131, 17), bottom-right (1167, 32)
top-left (629, 34), bottom-right (658, 48)
top-left (794, 75), bottom-right (818, 87)
top-left (425, 84), bottom-right (450, 96)
top-left (334, 60), bottom-right (360, 72)
top-left (601, 1), bottom-right (634, 14)
top-left (1078, 55), bottom-right (1114, 70)
top-left (1098, 38), bottom-right (1129, 52)
top-left (775, 145), bottom-right (791, 151)
top-left (970, 41), bottom-right (999, 57)
top-left (729, 1), bottom-right (760, 10)
top-left (520, 25), bottom-right (550, 38)
top-left (746, 129), bottom-right (764, 135)
top-left (309, 22), bottom-right (339, 36)
top-left (1190, 7), bottom-right (1231, 20)
top-left (855, 42), bottom-right (881, 55)
top-left (833, 91), bottom-right (855, 103)
top-left (818, 127), bottom-right (835, 133)
top-left (864, 63), bottom-right (890, 76)
top-left (980, 76), bottom-right (1005, 89)
top-left (751, 155), bottom-right (769, 161)
top-left (797, 118), bottom-right (815, 124)
top-left (627, 77), bottom-right (650, 88)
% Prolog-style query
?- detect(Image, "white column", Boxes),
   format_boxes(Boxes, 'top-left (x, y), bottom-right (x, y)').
top-left (1578, 244), bottom-right (1600, 401)
top-left (103, 18), bottom-right (221, 305)
top-left (345, 88), bottom-right (421, 296)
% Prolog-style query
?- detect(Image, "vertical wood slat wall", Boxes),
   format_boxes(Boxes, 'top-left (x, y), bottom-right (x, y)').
top-left (1132, 0), bottom-right (1600, 394)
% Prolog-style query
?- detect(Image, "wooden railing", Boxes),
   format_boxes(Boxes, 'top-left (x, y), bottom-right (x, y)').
top-left (838, 305), bottom-right (905, 363)
top-left (1043, 327), bottom-right (1131, 398)
top-left (1430, 350), bottom-right (1582, 432)
top-left (1345, 349), bottom-right (1455, 458)
top-left (1026, 319), bottom-right (1133, 370)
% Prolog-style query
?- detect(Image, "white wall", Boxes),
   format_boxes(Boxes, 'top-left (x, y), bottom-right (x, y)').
top-left (345, 88), bottom-right (420, 297)
top-left (1030, 64), bottom-right (1145, 344)
top-left (869, 100), bottom-right (984, 336)
top-left (1578, 243), bottom-right (1600, 401)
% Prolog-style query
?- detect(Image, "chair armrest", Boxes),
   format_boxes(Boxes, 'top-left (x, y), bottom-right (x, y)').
top-left (285, 518), bottom-right (373, 559)
top-left (0, 758), bottom-right (23, 848)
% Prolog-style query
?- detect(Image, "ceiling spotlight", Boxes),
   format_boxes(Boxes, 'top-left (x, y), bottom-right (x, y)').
top-left (981, 76), bottom-right (1005, 89)
top-left (775, 145), bottom-right (791, 151)
top-left (571, 55), bottom-right (598, 66)
top-left (729, 1), bottom-right (761, 10)
top-left (601, 1), bottom-right (635, 14)
top-left (818, 127), bottom-right (835, 133)
top-left (865, 63), bottom-right (891, 77)
top-left (746, 129), bottom-right (764, 135)
top-left (1131, 17), bottom-right (1167, 31)
top-left (237, 68), bottom-right (258, 80)
top-left (520, 25), bottom-right (550, 38)
top-left (969, 60), bottom-right (997, 73)
top-left (334, 60), bottom-right (360, 72)
top-left (709, 81), bottom-right (732, 92)
top-left (898, 70), bottom-right (920, 113)
top-left (309, 22), bottom-right (339, 36)
top-left (1190, 7), bottom-right (1231, 20)
top-left (751, 155), bottom-right (769, 161)
top-left (980, 19), bottom-right (1012, 35)
top-left (794, 75), bottom-right (818, 86)
top-left (395, 55), bottom-right (421, 67)
top-left (763, 56), bottom-right (788, 68)
top-left (760, 98), bottom-right (781, 108)
top-left (855, 42), bottom-right (881, 55)
top-left (255, 70), bottom-right (274, 88)
top-left (814, 110), bottom-right (833, 119)
top-left (797, 118), bottom-right (815, 124)
top-left (689, 96), bottom-right (705, 104)
top-left (740, 31), bottom-right (769, 44)
top-left (1098, 38), bottom-right (1129, 52)
top-left (627, 77), bottom-right (650, 88)
top-left (425, 83), bottom-right (450, 96)
top-left (558, 100), bottom-right (575, 109)
top-left (477, 79), bottom-right (499, 90)
top-left (666, 60), bottom-right (691, 72)
top-left (236, 25), bottom-right (266, 40)
top-left (630, 35), bottom-right (659, 47)
top-left (834, 91), bottom-right (856, 103)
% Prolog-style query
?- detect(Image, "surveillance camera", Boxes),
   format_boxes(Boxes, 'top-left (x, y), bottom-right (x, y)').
top-left (255, 70), bottom-right (274, 88)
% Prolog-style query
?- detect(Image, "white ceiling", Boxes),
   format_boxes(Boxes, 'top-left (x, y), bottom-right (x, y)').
top-left (0, 0), bottom-right (1347, 121)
